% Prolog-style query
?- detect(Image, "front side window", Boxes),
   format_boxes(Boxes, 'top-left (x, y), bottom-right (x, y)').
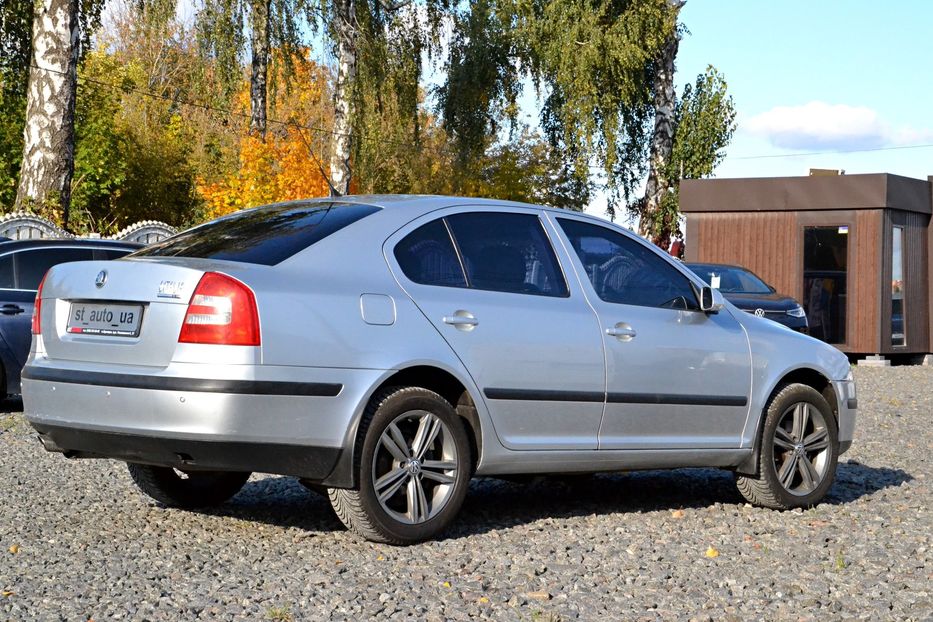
top-left (558, 218), bottom-right (698, 310)
top-left (15, 248), bottom-right (95, 290)
top-left (446, 212), bottom-right (568, 297)
top-left (688, 264), bottom-right (772, 294)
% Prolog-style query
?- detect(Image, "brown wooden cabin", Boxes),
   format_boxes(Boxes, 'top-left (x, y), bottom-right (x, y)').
top-left (681, 173), bottom-right (933, 356)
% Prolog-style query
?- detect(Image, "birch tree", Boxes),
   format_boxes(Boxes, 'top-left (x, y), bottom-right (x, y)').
top-left (14, 0), bottom-right (81, 220)
top-left (327, 0), bottom-right (356, 194)
top-left (637, 0), bottom-right (683, 248)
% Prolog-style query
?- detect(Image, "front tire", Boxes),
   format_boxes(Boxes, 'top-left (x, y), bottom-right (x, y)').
top-left (127, 464), bottom-right (250, 509)
top-left (328, 386), bottom-right (472, 544)
top-left (735, 383), bottom-right (838, 509)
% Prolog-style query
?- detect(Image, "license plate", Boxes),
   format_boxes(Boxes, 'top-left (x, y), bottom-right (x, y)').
top-left (66, 302), bottom-right (143, 337)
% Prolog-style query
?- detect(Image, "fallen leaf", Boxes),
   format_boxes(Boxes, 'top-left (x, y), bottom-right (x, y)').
top-left (8, 545), bottom-right (18, 554)
top-left (705, 546), bottom-right (720, 558)
top-left (671, 509), bottom-right (685, 519)
top-left (376, 555), bottom-right (385, 561)
top-left (442, 581), bottom-right (451, 588)
top-left (1, 590), bottom-right (13, 598)
top-left (478, 597), bottom-right (490, 604)
top-left (742, 534), bottom-right (754, 542)
top-left (524, 591), bottom-right (551, 601)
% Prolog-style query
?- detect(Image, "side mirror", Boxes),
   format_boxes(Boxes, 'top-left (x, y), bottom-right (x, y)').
top-left (699, 286), bottom-right (725, 313)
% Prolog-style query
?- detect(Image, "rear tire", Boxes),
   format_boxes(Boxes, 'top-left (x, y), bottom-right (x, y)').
top-left (735, 383), bottom-right (838, 509)
top-left (127, 464), bottom-right (250, 509)
top-left (328, 386), bottom-right (472, 544)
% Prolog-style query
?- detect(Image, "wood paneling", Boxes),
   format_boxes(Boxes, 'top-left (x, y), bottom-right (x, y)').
top-left (682, 174), bottom-right (933, 355)
top-left (685, 212), bottom-right (799, 300)
top-left (851, 210), bottom-right (881, 353)
top-left (686, 209), bottom-right (890, 354)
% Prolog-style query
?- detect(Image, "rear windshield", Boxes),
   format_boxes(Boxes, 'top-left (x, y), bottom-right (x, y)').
top-left (131, 201), bottom-right (380, 265)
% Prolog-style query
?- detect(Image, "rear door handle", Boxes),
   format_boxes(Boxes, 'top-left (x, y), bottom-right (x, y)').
top-left (0, 304), bottom-right (24, 316)
top-left (606, 323), bottom-right (636, 341)
top-left (443, 311), bottom-right (478, 331)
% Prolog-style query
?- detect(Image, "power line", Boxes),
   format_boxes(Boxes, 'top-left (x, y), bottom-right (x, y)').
top-left (731, 143), bottom-right (933, 160)
top-left (26, 62), bottom-right (347, 139)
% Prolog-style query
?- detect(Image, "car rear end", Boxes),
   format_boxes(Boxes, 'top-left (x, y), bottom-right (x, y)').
top-left (22, 200), bottom-right (388, 486)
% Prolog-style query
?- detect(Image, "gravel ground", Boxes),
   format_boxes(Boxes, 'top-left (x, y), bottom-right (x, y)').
top-left (1, 366), bottom-right (930, 621)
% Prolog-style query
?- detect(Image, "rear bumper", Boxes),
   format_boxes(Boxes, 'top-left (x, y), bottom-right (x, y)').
top-left (32, 422), bottom-right (341, 480)
top-left (22, 362), bottom-right (391, 486)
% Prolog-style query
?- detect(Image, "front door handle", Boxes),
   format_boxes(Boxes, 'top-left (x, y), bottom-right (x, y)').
top-left (0, 304), bottom-right (24, 316)
top-left (443, 310), bottom-right (478, 331)
top-left (606, 323), bottom-right (636, 341)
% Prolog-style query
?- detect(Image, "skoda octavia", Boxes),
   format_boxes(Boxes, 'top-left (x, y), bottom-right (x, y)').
top-left (22, 196), bottom-right (857, 544)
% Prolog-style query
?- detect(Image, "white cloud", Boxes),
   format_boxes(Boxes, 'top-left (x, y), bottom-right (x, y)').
top-left (744, 101), bottom-right (933, 151)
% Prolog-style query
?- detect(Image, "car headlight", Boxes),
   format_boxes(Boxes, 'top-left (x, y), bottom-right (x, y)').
top-left (786, 305), bottom-right (806, 318)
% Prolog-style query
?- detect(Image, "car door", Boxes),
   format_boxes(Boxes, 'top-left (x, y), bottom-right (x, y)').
top-left (552, 215), bottom-right (752, 450)
top-left (386, 207), bottom-right (606, 450)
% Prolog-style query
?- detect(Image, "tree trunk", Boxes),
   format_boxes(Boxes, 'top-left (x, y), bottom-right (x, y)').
top-left (14, 0), bottom-right (79, 229)
top-left (328, 0), bottom-right (357, 196)
top-left (248, 0), bottom-right (271, 137)
top-left (638, 1), bottom-right (683, 250)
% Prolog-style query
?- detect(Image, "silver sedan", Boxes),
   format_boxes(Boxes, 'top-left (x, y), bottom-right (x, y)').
top-left (22, 196), bottom-right (857, 544)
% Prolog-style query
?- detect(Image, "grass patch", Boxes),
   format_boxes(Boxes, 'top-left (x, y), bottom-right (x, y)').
top-left (266, 606), bottom-right (293, 622)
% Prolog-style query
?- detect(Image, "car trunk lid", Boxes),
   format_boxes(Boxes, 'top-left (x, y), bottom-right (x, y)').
top-left (39, 259), bottom-right (206, 367)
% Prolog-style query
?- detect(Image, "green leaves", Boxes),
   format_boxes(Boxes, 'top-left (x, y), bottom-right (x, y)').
top-left (670, 65), bottom-right (736, 183)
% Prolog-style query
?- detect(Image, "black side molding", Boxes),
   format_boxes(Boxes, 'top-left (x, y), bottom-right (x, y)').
top-left (608, 393), bottom-right (748, 407)
top-left (483, 387), bottom-right (747, 407)
top-left (846, 398), bottom-right (858, 410)
top-left (483, 388), bottom-right (604, 402)
top-left (22, 366), bottom-right (342, 397)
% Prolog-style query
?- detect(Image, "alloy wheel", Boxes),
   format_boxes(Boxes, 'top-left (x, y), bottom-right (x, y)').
top-left (772, 401), bottom-right (832, 496)
top-left (371, 410), bottom-right (459, 524)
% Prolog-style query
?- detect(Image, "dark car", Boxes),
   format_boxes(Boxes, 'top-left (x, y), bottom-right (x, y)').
top-left (686, 262), bottom-right (808, 333)
top-left (0, 238), bottom-right (141, 396)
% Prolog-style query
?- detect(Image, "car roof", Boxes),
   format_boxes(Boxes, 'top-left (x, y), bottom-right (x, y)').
top-left (296, 194), bottom-right (584, 215)
top-left (0, 238), bottom-right (143, 252)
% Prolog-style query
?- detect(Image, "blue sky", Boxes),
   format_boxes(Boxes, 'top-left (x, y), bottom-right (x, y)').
top-left (585, 0), bottom-right (933, 218)
top-left (675, 0), bottom-right (933, 180)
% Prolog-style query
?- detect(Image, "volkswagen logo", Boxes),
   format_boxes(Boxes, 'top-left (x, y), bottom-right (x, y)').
top-left (754, 308), bottom-right (765, 317)
top-left (95, 270), bottom-right (108, 288)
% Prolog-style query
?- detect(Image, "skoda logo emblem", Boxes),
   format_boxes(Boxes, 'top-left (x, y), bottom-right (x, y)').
top-left (754, 308), bottom-right (765, 317)
top-left (95, 270), bottom-right (108, 288)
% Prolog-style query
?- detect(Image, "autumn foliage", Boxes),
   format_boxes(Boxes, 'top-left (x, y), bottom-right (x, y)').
top-left (198, 55), bottom-right (333, 219)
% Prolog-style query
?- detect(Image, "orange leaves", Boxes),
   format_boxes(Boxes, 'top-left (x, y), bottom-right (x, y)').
top-left (198, 131), bottom-right (330, 219)
top-left (197, 53), bottom-right (333, 218)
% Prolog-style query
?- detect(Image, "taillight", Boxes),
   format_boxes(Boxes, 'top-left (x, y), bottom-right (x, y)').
top-left (32, 273), bottom-right (47, 335)
top-left (178, 272), bottom-right (260, 346)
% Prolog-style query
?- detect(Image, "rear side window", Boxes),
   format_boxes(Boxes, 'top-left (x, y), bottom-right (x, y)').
top-left (558, 218), bottom-right (698, 310)
top-left (447, 212), bottom-right (568, 297)
top-left (0, 255), bottom-right (13, 289)
top-left (394, 220), bottom-right (467, 287)
top-left (14, 247), bottom-right (95, 290)
top-left (132, 201), bottom-right (380, 266)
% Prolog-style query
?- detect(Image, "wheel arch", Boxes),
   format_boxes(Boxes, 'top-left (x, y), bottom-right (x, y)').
top-left (735, 365), bottom-right (838, 476)
top-left (322, 362), bottom-right (485, 489)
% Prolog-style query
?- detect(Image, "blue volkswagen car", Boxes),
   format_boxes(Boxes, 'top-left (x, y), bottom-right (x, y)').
top-left (686, 262), bottom-right (808, 333)
top-left (0, 238), bottom-right (140, 397)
